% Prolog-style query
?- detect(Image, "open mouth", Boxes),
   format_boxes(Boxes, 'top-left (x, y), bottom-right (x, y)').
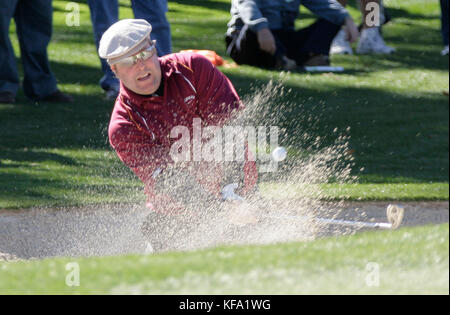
top-left (137, 72), bottom-right (151, 81)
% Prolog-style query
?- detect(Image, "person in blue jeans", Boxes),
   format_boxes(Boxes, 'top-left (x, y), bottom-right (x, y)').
top-left (0, 0), bottom-right (73, 104)
top-left (88, 0), bottom-right (172, 100)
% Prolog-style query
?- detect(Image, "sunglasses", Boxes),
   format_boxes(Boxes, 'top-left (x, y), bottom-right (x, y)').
top-left (115, 40), bottom-right (157, 67)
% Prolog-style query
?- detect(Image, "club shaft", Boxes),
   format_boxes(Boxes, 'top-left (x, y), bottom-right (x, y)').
top-left (262, 215), bottom-right (393, 230)
top-left (315, 218), bottom-right (392, 230)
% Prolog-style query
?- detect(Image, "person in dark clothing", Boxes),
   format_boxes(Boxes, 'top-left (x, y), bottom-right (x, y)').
top-left (225, 0), bottom-right (359, 70)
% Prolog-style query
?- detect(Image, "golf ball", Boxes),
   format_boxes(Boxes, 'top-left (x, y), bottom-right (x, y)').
top-left (272, 146), bottom-right (287, 162)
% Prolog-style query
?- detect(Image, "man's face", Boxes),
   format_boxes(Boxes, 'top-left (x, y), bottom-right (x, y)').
top-left (112, 43), bottom-right (162, 95)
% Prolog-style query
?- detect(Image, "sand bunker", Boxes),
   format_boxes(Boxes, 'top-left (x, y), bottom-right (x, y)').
top-left (0, 201), bottom-right (447, 261)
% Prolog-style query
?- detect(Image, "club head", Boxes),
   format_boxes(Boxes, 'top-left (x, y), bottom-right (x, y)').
top-left (386, 204), bottom-right (405, 229)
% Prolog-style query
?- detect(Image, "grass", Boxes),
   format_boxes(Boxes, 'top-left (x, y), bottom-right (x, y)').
top-left (261, 182), bottom-right (449, 201)
top-left (1, 224), bottom-right (448, 294)
top-left (0, 0), bottom-right (448, 209)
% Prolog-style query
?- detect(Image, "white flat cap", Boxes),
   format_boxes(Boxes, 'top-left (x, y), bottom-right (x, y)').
top-left (99, 19), bottom-right (152, 65)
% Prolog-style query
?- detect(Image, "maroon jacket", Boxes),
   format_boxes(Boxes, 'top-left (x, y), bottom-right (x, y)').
top-left (108, 53), bottom-right (256, 201)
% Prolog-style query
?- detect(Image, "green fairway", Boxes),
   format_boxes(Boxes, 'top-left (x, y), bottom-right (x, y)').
top-left (261, 182), bottom-right (449, 201)
top-left (1, 224), bottom-right (448, 294)
top-left (0, 0), bottom-right (448, 209)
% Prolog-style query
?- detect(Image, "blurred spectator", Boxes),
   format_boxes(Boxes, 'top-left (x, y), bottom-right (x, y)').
top-left (441, 0), bottom-right (449, 56)
top-left (331, 0), bottom-right (395, 55)
top-left (88, 0), bottom-right (172, 100)
top-left (0, 0), bottom-right (73, 104)
top-left (225, 0), bottom-right (359, 70)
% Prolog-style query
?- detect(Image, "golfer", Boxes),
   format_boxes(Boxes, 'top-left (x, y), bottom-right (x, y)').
top-left (99, 20), bottom-right (258, 243)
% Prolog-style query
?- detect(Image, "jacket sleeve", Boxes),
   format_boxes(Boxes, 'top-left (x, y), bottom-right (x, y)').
top-left (234, 0), bottom-right (269, 32)
top-left (192, 54), bottom-right (244, 127)
top-left (109, 115), bottom-right (169, 198)
top-left (301, 0), bottom-right (349, 26)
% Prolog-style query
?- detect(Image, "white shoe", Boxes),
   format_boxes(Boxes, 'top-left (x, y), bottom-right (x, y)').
top-left (330, 30), bottom-right (353, 55)
top-left (357, 27), bottom-right (396, 54)
top-left (442, 45), bottom-right (449, 56)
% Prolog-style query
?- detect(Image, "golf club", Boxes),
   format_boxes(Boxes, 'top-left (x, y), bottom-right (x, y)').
top-left (262, 204), bottom-right (405, 230)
